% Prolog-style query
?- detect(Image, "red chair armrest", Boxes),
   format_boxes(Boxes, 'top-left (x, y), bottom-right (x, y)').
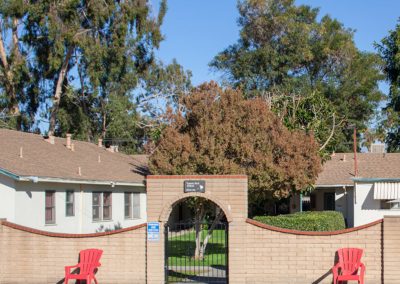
top-left (359, 263), bottom-right (366, 275)
top-left (65, 264), bottom-right (80, 275)
top-left (332, 263), bottom-right (341, 278)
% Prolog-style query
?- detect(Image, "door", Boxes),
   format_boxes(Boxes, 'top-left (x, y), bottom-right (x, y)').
top-left (323, 192), bottom-right (335, 211)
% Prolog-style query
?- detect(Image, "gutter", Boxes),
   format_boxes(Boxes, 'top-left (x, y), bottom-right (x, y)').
top-left (0, 167), bottom-right (145, 187)
top-left (315, 184), bottom-right (353, 188)
top-left (352, 177), bottom-right (400, 183)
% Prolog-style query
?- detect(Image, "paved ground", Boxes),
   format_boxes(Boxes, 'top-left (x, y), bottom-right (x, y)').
top-left (167, 266), bottom-right (226, 283)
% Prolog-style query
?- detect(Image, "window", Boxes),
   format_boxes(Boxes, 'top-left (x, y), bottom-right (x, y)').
top-left (103, 192), bottom-right (112, 220)
top-left (92, 192), bottom-right (101, 221)
top-left (66, 191), bottom-right (74, 217)
top-left (92, 192), bottom-right (112, 221)
top-left (124, 192), bottom-right (132, 219)
top-left (381, 200), bottom-right (400, 210)
top-left (124, 192), bottom-right (141, 219)
top-left (132, 193), bottom-right (140, 219)
top-left (45, 191), bottom-right (56, 224)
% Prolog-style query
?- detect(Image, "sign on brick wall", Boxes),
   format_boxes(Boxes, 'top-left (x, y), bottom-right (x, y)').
top-left (147, 222), bottom-right (160, 241)
top-left (184, 180), bottom-right (205, 193)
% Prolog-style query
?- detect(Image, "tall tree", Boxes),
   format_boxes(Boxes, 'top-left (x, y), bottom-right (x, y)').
top-left (0, 0), bottom-right (37, 130)
top-left (376, 20), bottom-right (400, 152)
top-left (149, 82), bottom-right (322, 200)
top-left (24, 0), bottom-right (168, 139)
top-left (211, 0), bottom-right (383, 153)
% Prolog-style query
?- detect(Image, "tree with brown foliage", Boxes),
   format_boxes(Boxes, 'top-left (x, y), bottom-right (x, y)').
top-left (149, 82), bottom-right (322, 200)
top-left (150, 82), bottom-right (322, 259)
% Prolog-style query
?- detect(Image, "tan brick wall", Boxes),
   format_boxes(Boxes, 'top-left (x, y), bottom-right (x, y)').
top-left (383, 216), bottom-right (400, 284)
top-left (243, 220), bottom-right (383, 284)
top-left (0, 222), bottom-right (146, 284)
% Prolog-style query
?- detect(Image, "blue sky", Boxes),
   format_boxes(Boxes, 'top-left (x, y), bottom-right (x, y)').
top-left (155, 0), bottom-right (400, 86)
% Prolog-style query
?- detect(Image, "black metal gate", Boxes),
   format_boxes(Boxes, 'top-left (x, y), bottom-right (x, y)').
top-left (165, 221), bottom-right (228, 283)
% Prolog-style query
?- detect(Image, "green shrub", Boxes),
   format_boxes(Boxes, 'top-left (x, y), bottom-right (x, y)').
top-left (253, 211), bottom-right (346, 232)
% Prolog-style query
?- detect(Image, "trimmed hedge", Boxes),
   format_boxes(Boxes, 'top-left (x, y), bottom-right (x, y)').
top-left (253, 211), bottom-right (346, 232)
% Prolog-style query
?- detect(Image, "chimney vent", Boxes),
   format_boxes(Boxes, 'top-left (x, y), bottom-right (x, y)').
top-left (45, 135), bottom-right (55, 145)
top-left (66, 133), bottom-right (72, 149)
top-left (343, 154), bottom-right (346, 162)
top-left (71, 143), bottom-right (75, 152)
top-left (98, 138), bottom-right (103, 148)
top-left (98, 154), bottom-right (101, 163)
top-left (78, 166), bottom-right (81, 176)
top-left (19, 147), bottom-right (23, 158)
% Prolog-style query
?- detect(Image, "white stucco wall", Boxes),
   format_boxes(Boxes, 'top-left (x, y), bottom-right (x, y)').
top-left (7, 180), bottom-right (147, 233)
top-left (0, 174), bottom-right (16, 222)
top-left (354, 182), bottom-right (400, 226)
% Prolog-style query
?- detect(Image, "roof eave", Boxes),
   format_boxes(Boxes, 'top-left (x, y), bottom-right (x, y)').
top-left (352, 177), bottom-right (400, 183)
top-left (315, 184), bottom-right (353, 188)
top-left (0, 167), bottom-right (145, 187)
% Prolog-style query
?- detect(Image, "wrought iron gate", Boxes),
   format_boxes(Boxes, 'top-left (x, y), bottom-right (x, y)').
top-left (165, 221), bottom-right (228, 283)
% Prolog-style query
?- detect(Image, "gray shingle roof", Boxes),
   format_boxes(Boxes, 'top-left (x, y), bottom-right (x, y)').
top-left (0, 129), bottom-right (146, 185)
top-left (316, 153), bottom-right (400, 186)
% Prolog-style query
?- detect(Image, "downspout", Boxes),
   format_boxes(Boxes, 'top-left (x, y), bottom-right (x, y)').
top-left (79, 184), bottom-right (83, 233)
top-left (299, 193), bottom-right (303, 212)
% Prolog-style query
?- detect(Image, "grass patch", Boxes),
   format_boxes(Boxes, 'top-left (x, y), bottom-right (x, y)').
top-left (167, 229), bottom-right (227, 267)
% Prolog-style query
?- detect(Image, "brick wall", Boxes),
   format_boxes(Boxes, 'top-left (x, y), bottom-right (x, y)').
top-left (244, 219), bottom-right (383, 284)
top-left (0, 221), bottom-right (146, 284)
top-left (383, 216), bottom-right (400, 284)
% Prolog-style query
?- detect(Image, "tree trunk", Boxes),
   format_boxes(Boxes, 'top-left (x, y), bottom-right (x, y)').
top-left (199, 209), bottom-right (224, 259)
top-left (48, 46), bottom-right (74, 136)
top-left (194, 202), bottom-right (205, 260)
top-left (0, 20), bottom-right (20, 125)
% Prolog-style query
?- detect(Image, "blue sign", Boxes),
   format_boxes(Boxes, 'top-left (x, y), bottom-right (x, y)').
top-left (147, 222), bottom-right (160, 241)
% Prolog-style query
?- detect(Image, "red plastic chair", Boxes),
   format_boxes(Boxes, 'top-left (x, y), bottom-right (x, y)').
top-left (332, 248), bottom-right (365, 284)
top-left (65, 249), bottom-right (103, 284)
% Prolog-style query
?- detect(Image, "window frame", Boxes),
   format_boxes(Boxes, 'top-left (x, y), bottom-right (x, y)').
top-left (380, 200), bottom-right (400, 210)
top-left (45, 191), bottom-right (56, 224)
top-left (132, 193), bottom-right (141, 219)
top-left (103, 192), bottom-right (112, 220)
top-left (92, 192), bottom-right (102, 221)
top-left (65, 190), bottom-right (75, 217)
top-left (92, 192), bottom-right (112, 221)
top-left (124, 192), bottom-right (132, 219)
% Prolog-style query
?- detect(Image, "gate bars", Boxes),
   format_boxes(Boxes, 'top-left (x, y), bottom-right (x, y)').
top-left (165, 221), bottom-right (228, 283)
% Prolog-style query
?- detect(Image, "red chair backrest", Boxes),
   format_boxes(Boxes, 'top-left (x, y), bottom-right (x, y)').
top-left (337, 248), bottom-right (363, 275)
top-left (79, 249), bottom-right (103, 274)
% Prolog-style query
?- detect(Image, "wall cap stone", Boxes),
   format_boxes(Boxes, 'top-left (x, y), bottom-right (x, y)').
top-left (147, 175), bottom-right (247, 179)
top-left (246, 218), bottom-right (383, 236)
top-left (0, 220), bottom-right (146, 238)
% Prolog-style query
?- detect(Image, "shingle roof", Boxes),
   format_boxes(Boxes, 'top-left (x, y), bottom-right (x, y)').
top-left (0, 129), bottom-right (147, 185)
top-left (316, 153), bottom-right (400, 186)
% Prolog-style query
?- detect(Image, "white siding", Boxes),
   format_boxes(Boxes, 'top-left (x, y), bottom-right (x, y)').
top-left (0, 175), bottom-right (15, 222)
top-left (11, 181), bottom-right (146, 233)
top-left (353, 182), bottom-right (400, 226)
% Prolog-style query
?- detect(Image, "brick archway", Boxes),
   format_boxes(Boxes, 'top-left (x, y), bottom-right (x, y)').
top-left (146, 175), bottom-right (248, 283)
top-left (158, 192), bottom-right (233, 223)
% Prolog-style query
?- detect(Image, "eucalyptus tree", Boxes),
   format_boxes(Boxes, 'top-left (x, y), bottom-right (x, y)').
top-left (24, 0), bottom-right (168, 139)
top-left (0, 0), bottom-right (36, 130)
top-left (376, 21), bottom-right (400, 152)
top-left (211, 0), bottom-right (383, 153)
